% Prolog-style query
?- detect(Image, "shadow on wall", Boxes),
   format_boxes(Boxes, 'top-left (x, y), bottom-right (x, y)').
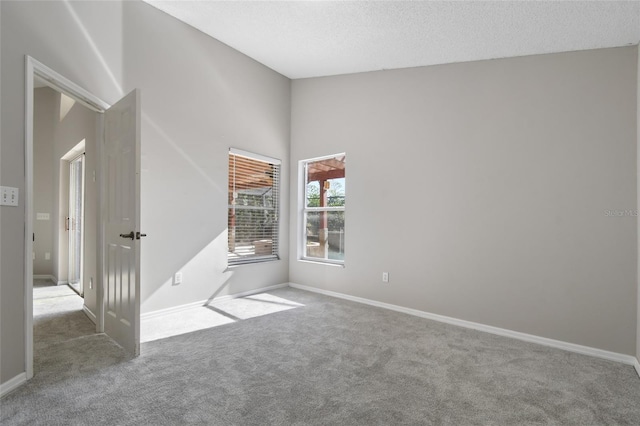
top-left (17, 1), bottom-right (126, 103)
top-left (140, 231), bottom-right (235, 312)
top-left (121, 0), bottom-right (289, 140)
top-left (138, 112), bottom-right (230, 313)
top-left (61, 0), bottom-right (124, 98)
top-left (125, 0), bottom-right (291, 314)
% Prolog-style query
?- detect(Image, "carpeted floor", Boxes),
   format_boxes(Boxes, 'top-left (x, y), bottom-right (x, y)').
top-left (2, 285), bottom-right (640, 425)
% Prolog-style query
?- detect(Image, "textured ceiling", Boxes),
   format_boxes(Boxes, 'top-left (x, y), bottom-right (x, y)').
top-left (144, 1), bottom-right (640, 79)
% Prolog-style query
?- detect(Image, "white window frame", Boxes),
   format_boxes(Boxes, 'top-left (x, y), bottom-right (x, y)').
top-left (228, 148), bottom-right (281, 266)
top-left (299, 153), bottom-right (346, 266)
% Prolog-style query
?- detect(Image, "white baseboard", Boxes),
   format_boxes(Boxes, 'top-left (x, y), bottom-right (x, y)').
top-left (0, 373), bottom-right (27, 398)
top-left (141, 299), bottom-right (210, 320)
top-left (56, 280), bottom-right (68, 286)
top-left (33, 274), bottom-right (56, 282)
top-left (634, 358), bottom-right (640, 378)
top-left (82, 305), bottom-right (97, 324)
top-left (141, 283), bottom-right (289, 320)
top-left (288, 282), bottom-right (637, 366)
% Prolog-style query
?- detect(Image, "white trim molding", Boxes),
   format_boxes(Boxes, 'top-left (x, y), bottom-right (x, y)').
top-left (83, 305), bottom-right (97, 324)
top-left (0, 373), bottom-right (27, 398)
top-left (634, 358), bottom-right (640, 378)
top-left (229, 147), bottom-right (281, 166)
top-left (141, 299), bottom-right (211, 321)
top-left (25, 55), bottom-right (35, 381)
top-left (289, 283), bottom-right (637, 366)
top-left (141, 283), bottom-right (289, 320)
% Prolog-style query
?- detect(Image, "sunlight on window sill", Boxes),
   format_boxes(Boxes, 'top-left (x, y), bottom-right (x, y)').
top-left (298, 258), bottom-right (345, 268)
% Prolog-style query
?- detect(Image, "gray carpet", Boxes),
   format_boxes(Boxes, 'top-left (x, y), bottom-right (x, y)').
top-left (2, 285), bottom-right (640, 425)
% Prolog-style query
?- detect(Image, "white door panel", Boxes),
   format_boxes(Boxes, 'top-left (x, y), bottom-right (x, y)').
top-left (104, 89), bottom-right (141, 356)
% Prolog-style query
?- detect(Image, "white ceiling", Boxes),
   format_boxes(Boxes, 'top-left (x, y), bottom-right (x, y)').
top-left (145, 1), bottom-right (640, 79)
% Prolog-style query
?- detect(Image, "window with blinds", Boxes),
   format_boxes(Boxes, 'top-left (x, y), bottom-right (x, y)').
top-left (228, 148), bottom-right (281, 265)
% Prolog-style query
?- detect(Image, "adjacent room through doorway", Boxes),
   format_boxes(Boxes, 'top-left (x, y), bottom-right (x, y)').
top-left (31, 77), bottom-right (99, 372)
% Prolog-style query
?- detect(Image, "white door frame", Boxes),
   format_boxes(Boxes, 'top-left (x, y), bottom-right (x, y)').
top-left (67, 152), bottom-right (86, 296)
top-left (24, 56), bottom-right (110, 379)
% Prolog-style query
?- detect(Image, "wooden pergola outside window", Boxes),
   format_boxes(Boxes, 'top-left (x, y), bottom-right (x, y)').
top-left (303, 154), bottom-right (346, 262)
top-left (228, 149), bottom-right (280, 265)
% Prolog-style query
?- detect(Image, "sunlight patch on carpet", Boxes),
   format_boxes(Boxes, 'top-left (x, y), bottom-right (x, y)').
top-left (208, 293), bottom-right (304, 320)
top-left (141, 293), bottom-right (303, 343)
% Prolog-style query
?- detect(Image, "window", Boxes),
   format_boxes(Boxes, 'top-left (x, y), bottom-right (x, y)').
top-left (228, 148), bottom-right (280, 265)
top-left (301, 154), bottom-right (346, 264)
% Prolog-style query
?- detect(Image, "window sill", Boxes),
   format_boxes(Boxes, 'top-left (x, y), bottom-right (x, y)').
top-left (227, 256), bottom-right (280, 269)
top-left (297, 258), bottom-right (345, 268)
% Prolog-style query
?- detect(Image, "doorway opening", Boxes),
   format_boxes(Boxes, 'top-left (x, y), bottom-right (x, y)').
top-left (25, 56), bottom-right (142, 382)
top-left (30, 79), bottom-right (99, 380)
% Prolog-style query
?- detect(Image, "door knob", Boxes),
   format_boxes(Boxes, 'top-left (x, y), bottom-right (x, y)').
top-left (119, 231), bottom-right (135, 239)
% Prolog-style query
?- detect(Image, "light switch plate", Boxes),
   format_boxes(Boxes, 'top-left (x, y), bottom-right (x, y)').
top-left (0, 186), bottom-right (19, 206)
top-left (37, 212), bottom-right (50, 220)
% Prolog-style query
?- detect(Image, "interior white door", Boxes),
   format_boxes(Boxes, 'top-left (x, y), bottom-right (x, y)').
top-left (104, 89), bottom-right (141, 356)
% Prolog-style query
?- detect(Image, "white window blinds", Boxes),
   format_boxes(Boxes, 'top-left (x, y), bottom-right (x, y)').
top-left (228, 149), bottom-right (280, 265)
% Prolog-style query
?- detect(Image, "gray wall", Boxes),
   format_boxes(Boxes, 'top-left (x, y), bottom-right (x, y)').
top-left (33, 88), bottom-right (56, 276)
top-left (290, 46), bottom-right (638, 355)
top-left (1, 0), bottom-right (290, 384)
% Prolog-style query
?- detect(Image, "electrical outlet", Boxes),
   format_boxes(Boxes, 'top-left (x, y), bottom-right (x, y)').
top-left (382, 272), bottom-right (389, 283)
top-left (45, 252), bottom-right (50, 260)
top-left (174, 271), bottom-right (183, 284)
